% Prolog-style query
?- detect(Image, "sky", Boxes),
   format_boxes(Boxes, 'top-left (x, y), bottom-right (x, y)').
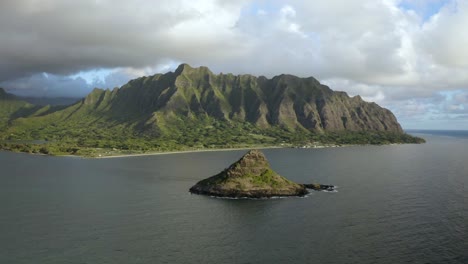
top-left (0, 0), bottom-right (467, 130)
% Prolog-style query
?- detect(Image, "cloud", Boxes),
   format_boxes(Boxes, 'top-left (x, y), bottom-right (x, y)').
top-left (0, 0), bottom-right (249, 81)
top-left (1, 0), bottom-right (468, 128)
top-left (418, 1), bottom-right (468, 67)
top-left (453, 91), bottom-right (468, 104)
top-left (1, 67), bottom-right (151, 97)
top-left (1, 73), bottom-right (90, 97)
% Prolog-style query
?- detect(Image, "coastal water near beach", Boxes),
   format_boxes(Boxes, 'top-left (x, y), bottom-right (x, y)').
top-left (0, 130), bottom-right (467, 264)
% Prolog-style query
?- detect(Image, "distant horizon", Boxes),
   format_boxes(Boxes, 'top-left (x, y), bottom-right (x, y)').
top-left (405, 128), bottom-right (468, 131)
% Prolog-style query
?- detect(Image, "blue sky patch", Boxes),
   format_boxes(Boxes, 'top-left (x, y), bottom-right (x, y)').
top-left (398, 0), bottom-right (451, 22)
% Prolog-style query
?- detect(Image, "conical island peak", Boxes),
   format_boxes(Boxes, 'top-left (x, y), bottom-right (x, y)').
top-left (189, 149), bottom-right (308, 198)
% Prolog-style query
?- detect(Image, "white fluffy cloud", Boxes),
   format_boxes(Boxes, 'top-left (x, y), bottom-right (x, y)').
top-left (0, 0), bottom-right (467, 128)
top-left (418, 1), bottom-right (468, 67)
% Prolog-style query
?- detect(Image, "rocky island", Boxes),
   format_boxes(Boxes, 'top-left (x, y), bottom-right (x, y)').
top-left (190, 149), bottom-right (331, 198)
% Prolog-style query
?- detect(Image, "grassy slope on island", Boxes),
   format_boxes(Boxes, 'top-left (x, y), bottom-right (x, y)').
top-left (190, 149), bottom-right (308, 198)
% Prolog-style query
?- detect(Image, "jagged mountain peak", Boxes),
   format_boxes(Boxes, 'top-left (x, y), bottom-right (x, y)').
top-left (175, 63), bottom-right (193, 74)
top-left (174, 63), bottom-right (212, 76)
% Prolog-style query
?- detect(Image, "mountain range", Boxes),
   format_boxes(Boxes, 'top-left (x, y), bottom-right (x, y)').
top-left (0, 64), bottom-right (423, 156)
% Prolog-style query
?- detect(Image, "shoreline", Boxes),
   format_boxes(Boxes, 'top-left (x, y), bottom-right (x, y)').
top-left (1, 140), bottom-right (424, 159)
top-left (2, 142), bottom-right (410, 159)
top-left (93, 143), bottom-right (360, 159)
top-left (0, 144), bottom-right (342, 159)
top-left (94, 146), bottom-right (286, 159)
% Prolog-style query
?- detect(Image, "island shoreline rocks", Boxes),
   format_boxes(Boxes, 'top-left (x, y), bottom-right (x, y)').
top-left (302, 184), bottom-right (335, 192)
top-left (189, 185), bottom-right (310, 199)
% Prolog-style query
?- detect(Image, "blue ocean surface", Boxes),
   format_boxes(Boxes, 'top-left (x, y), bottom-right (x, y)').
top-left (407, 129), bottom-right (468, 138)
top-left (0, 130), bottom-right (467, 264)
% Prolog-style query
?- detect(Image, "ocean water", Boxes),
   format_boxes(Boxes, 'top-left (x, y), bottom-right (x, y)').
top-left (0, 130), bottom-right (466, 264)
top-left (407, 129), bottom-right (468, 139)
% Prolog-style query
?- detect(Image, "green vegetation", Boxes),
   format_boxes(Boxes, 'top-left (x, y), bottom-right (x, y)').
top-left (248, 169), bottom-right (295, 188)
top-left (189, 149), bottom-right (308, 198)
top-left (0, 115), bottom-right (425, 157)
top-left (0, 63), bottom-right (426, 158)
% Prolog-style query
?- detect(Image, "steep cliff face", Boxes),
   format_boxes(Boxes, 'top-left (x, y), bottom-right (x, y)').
top-left (70, 63), bottom-right (402, 134)
top-left (258, 74), bottom-right (402, 133)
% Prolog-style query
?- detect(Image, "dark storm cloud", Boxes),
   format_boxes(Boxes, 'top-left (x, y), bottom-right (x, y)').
top-left (1, 73), bottom-right (90, 97)
top-left (0, 0), bottom-right (247, 81)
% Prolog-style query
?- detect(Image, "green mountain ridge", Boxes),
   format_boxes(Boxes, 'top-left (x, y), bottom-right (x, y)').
top-left (69, 63), bottom-right (402, 132)
top-left (0, 65), bottom-right (425, 156)
top-left (0, 88), bottom-right (40, 131)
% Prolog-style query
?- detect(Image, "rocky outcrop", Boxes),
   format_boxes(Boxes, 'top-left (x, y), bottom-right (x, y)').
top-left (302, 183), bottom-right (335, 191)
top-left (189, 149), bottom-right (309, 198)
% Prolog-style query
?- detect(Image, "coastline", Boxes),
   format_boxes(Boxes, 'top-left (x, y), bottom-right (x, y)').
top-left (94, 146), bottom-right (286, 159)
top-left (1, 134), bottom-right (427, 159)
top-left (92, 143), bottom-right (357, 159)
top-left (0, 144), bottom-right (345, 159)
top-left (1, 142), bottom-right (406, 159)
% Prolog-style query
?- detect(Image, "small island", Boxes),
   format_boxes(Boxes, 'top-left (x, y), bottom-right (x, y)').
top-left (189, 149), bottom-right (333, 198)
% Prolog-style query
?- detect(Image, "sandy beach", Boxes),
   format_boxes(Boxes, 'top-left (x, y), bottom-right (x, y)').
top-left (95, 146), bottom-right (285, 159)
